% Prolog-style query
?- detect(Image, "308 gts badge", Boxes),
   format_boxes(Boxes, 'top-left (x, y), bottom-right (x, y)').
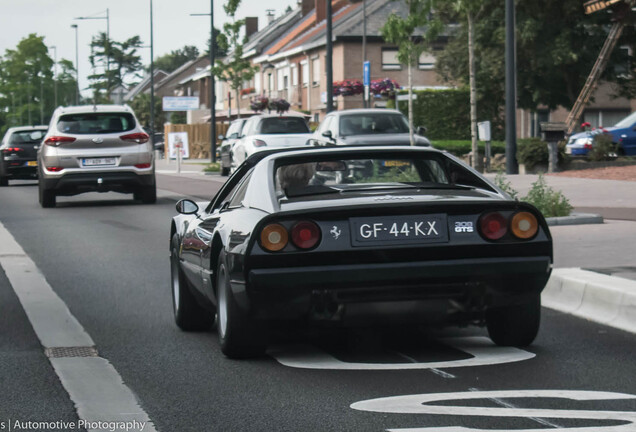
top-left (455, 221), bottom-right (474, 233)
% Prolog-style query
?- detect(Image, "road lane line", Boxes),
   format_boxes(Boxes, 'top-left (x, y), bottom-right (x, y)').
top-left (0, 221), bottom-right (157, 432)
top-left (468, 387), bottom-right (562, 429)
top-left (392, 351), bottom-right (457, 379)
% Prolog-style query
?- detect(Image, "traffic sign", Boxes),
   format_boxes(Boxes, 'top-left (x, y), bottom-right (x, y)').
top-left (363, 61), bottom-right (370, 86)
top-left (162, 97), bottom-right (199, 112)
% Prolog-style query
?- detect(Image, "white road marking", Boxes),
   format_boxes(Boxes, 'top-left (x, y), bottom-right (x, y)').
top-left (351, 390), bottom-right (636, 432)
top-left (392, 351), bottom-right (457, 379)
top-left (0, 221), bottom-right (156, 432)
top-left (468, 387), bottom-right (560, 429)
top-left (269, 336), bottom-right (534, 370)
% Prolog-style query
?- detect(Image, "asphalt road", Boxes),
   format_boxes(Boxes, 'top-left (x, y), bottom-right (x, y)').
top-left (1, 176), bottom-right (636, 432)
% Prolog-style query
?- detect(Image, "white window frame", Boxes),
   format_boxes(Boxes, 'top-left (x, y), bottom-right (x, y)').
top-left (382, 48), bottom-right (401, 71)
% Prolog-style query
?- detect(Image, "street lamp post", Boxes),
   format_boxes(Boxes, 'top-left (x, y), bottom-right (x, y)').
top-left (75, 9), bottom-right (110, 98)
top-left (50, 46), bottom-right (58, 107)
top-left (326, 0), bottom-right (334, 113)
top-left (71, 24), bottom-right (80, 105)
top-left (149, 0), bottom-right (155, 148)
top-left (191, 1), bottom-right (217, 163)
top-left (505, 0), bottom-right (518, 174)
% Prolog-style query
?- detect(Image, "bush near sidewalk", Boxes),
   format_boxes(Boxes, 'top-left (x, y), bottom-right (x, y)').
top-left (432, 140), bottom-right (505, 157)
top-left (516, 138), bottom-right (568, 171)
top-left (494, 172), bottom-right (572, 217)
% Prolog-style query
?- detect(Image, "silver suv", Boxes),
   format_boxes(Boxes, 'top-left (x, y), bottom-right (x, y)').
top-left (38, 105), bottom-right (156, 207)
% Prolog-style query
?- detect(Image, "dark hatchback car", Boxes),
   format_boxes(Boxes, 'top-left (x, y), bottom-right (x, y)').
top-left (170, 146), bottom-right (552, 358)
top-left (0, 126), bottom-right (48, 186)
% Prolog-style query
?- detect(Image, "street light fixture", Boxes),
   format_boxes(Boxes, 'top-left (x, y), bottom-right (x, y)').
top-left (71, 24), bottom-right (80, 105)
top-left (191, 1), bottom-right (217, 163)
top-left (75, 9), bottom-right (110, 97)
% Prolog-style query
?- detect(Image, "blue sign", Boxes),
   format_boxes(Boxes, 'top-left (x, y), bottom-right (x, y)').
top-left (363, 61), bottom-right (370, 86)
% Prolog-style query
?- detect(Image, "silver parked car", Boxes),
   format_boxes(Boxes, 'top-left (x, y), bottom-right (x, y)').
top-left (38, 105), bottom-right (156, 208)
top-left (308, 109), bottom-right (431, 147)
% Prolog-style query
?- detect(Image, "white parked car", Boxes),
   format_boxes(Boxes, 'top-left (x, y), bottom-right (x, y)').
top-left (230, 114), bottom-right (311, 170)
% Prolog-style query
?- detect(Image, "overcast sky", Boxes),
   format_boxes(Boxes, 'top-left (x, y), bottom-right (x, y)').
top-left (0, 0), bottom-right (294, 95)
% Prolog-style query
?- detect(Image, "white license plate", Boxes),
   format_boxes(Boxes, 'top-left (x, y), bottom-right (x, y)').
top-left (82, 157), bottom-right (116, 167)
top-left (565, 147), bottom-right (572, 155)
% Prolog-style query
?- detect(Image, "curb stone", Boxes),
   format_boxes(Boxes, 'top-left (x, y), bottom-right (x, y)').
top-left (546, 212), bottom-right (603, 226)
top-left (543, 268), bottom-right (636, 334)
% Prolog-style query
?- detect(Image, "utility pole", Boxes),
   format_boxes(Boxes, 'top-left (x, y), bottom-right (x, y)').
top-left (191, 2), bottom-right (217, 163)
top-left (75, 9), bottom-right (110, 99)
top-left (71, 24), bottom-right (80, 104)
top-left (326, 0), bottom-right (334, 113)
top-left (362, 0), bottom-right (367, 108)
top-left (149, 0), bottom-right (155, 148)
top-left (505, 0), bottom-right (518, 174)
top-left (50, 46), bottom-right (58, 107)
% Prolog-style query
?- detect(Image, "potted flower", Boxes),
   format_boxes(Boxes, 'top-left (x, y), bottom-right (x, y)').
top-left (370, 78), bottom-right (400, 98)
top-left (268, 98), bottom-right (291, 114)
top-left (250, 96), bottom-right (269, 112)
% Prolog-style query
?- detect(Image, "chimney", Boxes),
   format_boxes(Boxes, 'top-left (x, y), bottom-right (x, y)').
top-left (266, 9), bottom-right (275, 24)
top-left (245, 17), bottom-right (258, 38)
top-left (315, 0), bottom-right (327, 23)
top-left (301, 0), bottom-right (313, 16)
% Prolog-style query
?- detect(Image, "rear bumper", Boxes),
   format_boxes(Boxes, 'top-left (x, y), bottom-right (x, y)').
top-left (41, 171), bottom-right (155, 196)
top-left (2, 161), bottom-right (38, 179)
top-left (240, 256), bottom-right (552, 323)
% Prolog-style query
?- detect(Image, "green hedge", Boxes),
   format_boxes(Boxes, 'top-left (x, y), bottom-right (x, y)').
top-left (389, 89), bottom-right (471, 140)
top-left (432, 140), bottom-right (506, 156)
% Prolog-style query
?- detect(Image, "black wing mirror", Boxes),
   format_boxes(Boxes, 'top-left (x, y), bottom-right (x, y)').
top-left (322, 130), bottom-right (334, 141)
top-left (176, 199), bottom-right (199, 215)
top-left (416, 126), bottom-right (427, 136)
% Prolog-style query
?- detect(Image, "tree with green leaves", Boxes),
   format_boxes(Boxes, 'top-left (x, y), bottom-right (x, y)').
top-left (89, 32), bottom-right (143, 102)
top-left (211, 0), bottom-right (259, 118)
top-left (0, 34), bottom-right (76, 134)
top-left (381, 0), bottom-right (441, 145)
top-left (153, 45), bottom-right (200, 73)
top-left (435, 0), bottom-right (636, 139)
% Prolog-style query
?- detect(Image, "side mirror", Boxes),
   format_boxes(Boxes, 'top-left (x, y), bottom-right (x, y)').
top-left (176, 199), bottom-right (199, 215)
top-left (218, 134), bottom-right (225, 140)
top-left (416, 126), bottom-right (427, 136)
top-left (322, 130), bottom-right (334, 140)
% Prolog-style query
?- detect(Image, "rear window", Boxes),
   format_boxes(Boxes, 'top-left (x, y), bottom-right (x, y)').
top-left (274, 153), bottom-right (495, 200)
top-left (259, 117), bottom-right (309, 134)
top-left (57, 113), bottom-right (136, 135)
top-left (9, 130), bottom-right (47, 144)
top-left (339, 113), bottom-right (409, 136)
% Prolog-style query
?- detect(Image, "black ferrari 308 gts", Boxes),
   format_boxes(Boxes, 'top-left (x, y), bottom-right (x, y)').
top-left (170, 146), bottom-right (552, 358)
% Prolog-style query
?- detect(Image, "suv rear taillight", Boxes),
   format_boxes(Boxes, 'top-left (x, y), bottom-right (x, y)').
top-left (44, 136), bottom-right (76, 146)
top-left (479, 212), bottom-right (508, 240)
top-left (120, 133), bottom-right (149, 144)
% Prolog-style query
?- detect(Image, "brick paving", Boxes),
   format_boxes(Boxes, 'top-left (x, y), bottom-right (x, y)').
top-left (549, 165), bottom-right (636, 181)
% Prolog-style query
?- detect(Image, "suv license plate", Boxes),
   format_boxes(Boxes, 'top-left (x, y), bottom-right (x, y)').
top-left (82, 158), bottom-right (116, 167)
top-left (350, 214), bottom-right (448, 246)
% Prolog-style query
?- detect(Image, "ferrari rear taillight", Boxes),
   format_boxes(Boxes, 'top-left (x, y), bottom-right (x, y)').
top-left (511, 212), bottom-right (538, 239)
top-left (290, 221), bottom-right (321, 249)
top-left (44, 136), bottom-right (76, 146)
top-left (260, 224), bottom-right (289, 252)
top-left (253, 139), bottom-right (267, 148)
top-left (479, 212), bottom-right (508, 240)
top-left (120, 133), bottom-right (149, 144)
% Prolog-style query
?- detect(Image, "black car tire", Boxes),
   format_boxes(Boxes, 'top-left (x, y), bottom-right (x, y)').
top-left (0, 176), bottom-right (8, 187)
top-left (135, 184), bottom-right (156, 204)
top-left (216, 250), bottom-right (268, 359)
top-left (38, 180), bottom-right (56, 208)
top-left (486, 296), bottom-right (541, 347)
top-left (171, 234), bottom-right (213, 331)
